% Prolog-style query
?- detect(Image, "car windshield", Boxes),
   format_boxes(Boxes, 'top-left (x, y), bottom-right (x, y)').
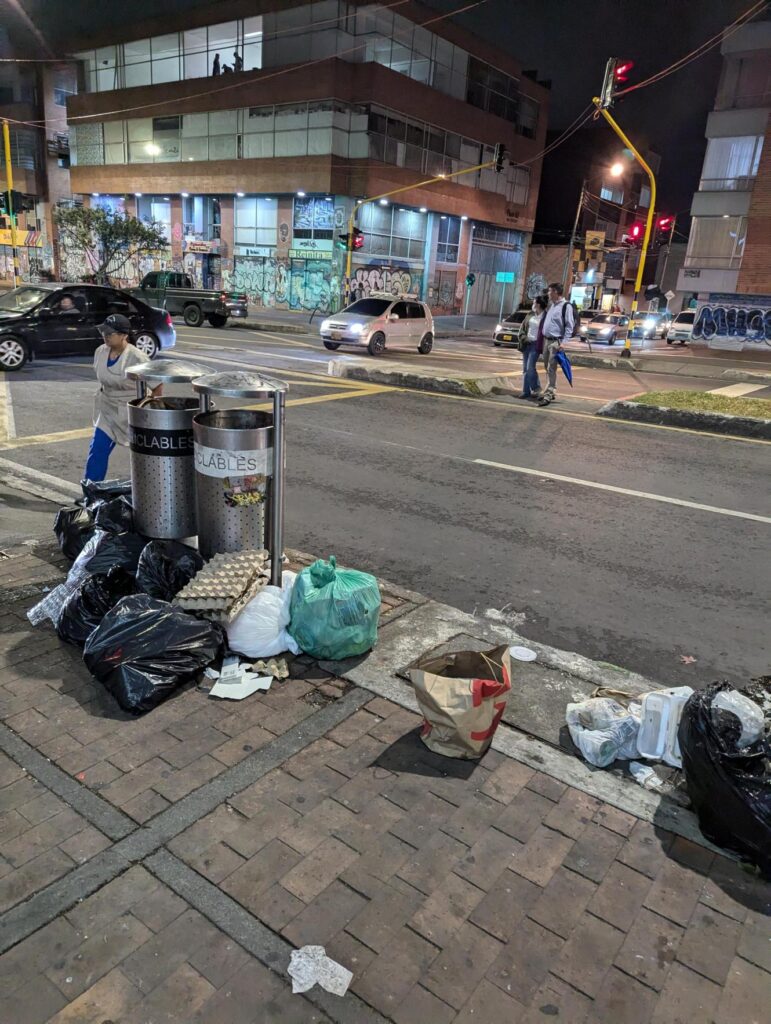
top-left (634, 312), bottom-right (659, 321)
top-left (0, 287), bottom-right (48, 312)
top-left (592, 314), bottom-right (618, 324)
top-left (579, 311), bottom-right (595, 320)
top-left (504, 312), bottom-right (526, 323)
top-left (345, 299), bottom-right (392, 316)
top-left (676, 312), bottom-right (695, 324)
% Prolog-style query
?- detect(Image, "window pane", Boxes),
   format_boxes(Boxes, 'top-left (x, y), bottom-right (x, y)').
top-left (209, 109), bottom-right (238, 134)
top-left (242, 133), bottom-right (274, 158)
top-left (307, 127), bottom-right (332, 154)
top-left (276, 102), bottom-right (308, 129)
top-left (182, 112), bottom-right (208, 137)
top-left (183, 28), bottom-right (207, 79)
top-left (245, 106), bottom-right (274, 132)
top-left (181, 136), bottom-right (208, 161)
top-left (209, 135), bottom-right (237, 160)
top-left (275, 130), bottom-right (306, 156)
top-left (127, 118), bottom-right (152, 141)
top-left (105, 142), bottom-right (125, 164)
top-left (152, 57), bottom-right (180, 84)
top-left (236, 196), bottom-right (257, 227)
top-left (96, 46), bottom-right (117, 90)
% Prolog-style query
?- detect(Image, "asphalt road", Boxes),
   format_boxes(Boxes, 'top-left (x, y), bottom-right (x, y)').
top-left (1, 322), bottom-right (768, 688)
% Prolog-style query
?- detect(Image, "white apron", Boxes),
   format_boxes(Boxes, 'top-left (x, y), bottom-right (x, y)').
top-left (92, 344), bottom-right (149, 445)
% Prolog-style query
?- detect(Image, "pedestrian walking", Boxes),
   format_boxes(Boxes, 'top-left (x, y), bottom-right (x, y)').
top-left (212, 53), bottom-right (221, 76)
top-left (538, 283), bottom-right (574, 407)
top-left (516, 295), bottom-right (547, 399)
top-left (84, 314), bottom-right (159, 482)
top-left (233, 50), bottom-right (243, 72)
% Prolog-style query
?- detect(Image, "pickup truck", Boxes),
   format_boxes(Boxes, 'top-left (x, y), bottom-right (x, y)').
top-left (131, 271), bottom-right (248, 328)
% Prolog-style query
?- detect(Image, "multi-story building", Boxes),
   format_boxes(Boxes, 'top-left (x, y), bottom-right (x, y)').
top-left (678, 19), bottom-right (771, 300)
top-left (60, 0), bottom-right (549, 314)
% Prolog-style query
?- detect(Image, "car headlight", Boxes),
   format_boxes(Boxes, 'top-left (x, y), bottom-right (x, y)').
top-left (600, 327), bottom-right (612, 335)
top-left (349, 323), bottom-right (364, 334)
top-left (320, 319), bottom-right (330, 331)
top-left (644, 319), bottom-right (655, 328)
top-left (580, 325), bottom-right (588, 334)
top-left (495, 323), bottom-right (503, 333)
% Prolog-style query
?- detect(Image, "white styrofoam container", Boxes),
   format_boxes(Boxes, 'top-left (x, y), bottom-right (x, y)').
top-left (636, 687), bottom-right (694, 768)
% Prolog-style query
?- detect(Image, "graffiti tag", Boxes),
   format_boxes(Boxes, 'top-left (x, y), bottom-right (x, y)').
top-left (693, 304), bottom-right (771, 350)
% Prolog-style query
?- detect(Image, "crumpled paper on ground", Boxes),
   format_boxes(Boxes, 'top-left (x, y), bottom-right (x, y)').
top-left (288, 945), bottom-right (353, 997)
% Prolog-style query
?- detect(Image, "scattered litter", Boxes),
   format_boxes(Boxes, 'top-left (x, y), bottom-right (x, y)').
top-left (251, 656), bottom-right (289, 680)
top-left (679, 655), bottom-right (697, 665)
top-left (629, 761), bottom-right (663, 790)
top-left (566, 697), bottom-right (640, 768)
top-left (410, 645), bottom-right (512, 759)
top-left (203, 667), bottom-right (220, 680)
top-left (289, 555), bottom-right (380, 660)
top-left (174, 550), bottom-right (269, 623)
top-left (210, 673), bottom-right (272, 700)
top-left (636, 687), bottom-right (693, 769)
top-left (509, 645), bottom-right (537, 662)
top-left (712, 689), bottom-right (764, 748)
top-left (288, 945), bottom-right (352, 997)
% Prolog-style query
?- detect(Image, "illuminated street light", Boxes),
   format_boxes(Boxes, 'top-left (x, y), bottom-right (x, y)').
top-left (419, 206), bottom-right (427, 213)
top-left (609, 161), bottom-right (624, 177)
top-left (181, 192), bottom-right (189, 197)
top-left (379, 198), bottom-right (388, 205)
top-left (297, 191), bottom-right (306, 197)
top-left (236, 191), bottom-right (245, 197)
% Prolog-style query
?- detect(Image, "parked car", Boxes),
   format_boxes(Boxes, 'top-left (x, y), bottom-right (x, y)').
top-left (492, 310), bottom-right (528, 347)
top-left (319, 295), bottom-right (434, 356)
top-left (665, 310), bottom-right (696, 345)
top-left (0, 283), bottom-right (175, 371)
top-left (630, 310), bottom-right (672, 339)
top-left (131, 271), bottom-right (247, 327)
top-left (585, 313), bottom-right (630, 345)
top-left (577, 308), bottom-right (601, 340)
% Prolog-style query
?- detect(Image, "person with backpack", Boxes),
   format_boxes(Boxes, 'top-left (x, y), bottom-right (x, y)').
top-left (538, 283), bottom-right (575, 407)
top-left (516, 295), bottom-right (547, 399)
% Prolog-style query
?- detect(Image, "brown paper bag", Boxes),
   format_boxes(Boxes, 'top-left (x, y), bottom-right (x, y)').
top-left (409, 644), bottom-right (512, 759)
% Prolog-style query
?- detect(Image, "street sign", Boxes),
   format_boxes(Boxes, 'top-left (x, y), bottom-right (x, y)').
top-left (495, 271), bottom-right (515, 283)
top-left (585, 231), bottom-right (606, 249)
top-left (665, 289), bottom-right (675, 301)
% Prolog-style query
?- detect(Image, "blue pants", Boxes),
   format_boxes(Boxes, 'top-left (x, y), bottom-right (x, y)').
top-left (522, 344), bottom-right (541, 395)
top-left (84, 428), bottom-right (116, 483)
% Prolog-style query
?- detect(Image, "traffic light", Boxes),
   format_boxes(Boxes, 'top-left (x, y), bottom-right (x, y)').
top-left (628, 222), bottom-right (644, 244)
top-left (657, 215), bottom-right (673, 234)
top-left (337, 228), bottom-right (365, 251)
top-left (465, 272), bottom-right (476, 288)
top-left (352, 228), bottom-right (364, 250)
top-left (0, 190), bottom-right (26, 215)
top-left (336, 233), bottom-right (349, 250)
top-left (493, 143), bottom-right (506, 173)
top-left (599, 58), bottom-right (634, 109)
top-left (614, 60), bottom-right (634, 84)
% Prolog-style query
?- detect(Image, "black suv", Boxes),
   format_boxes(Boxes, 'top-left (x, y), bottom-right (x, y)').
top-left (0, 283), bottom-right (177, 371)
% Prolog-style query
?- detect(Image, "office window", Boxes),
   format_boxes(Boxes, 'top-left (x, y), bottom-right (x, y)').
top-left (639, 185), bottom-right (651, 208)
top-left (600, 184), bottom-right (623, 204)
top-left (124, 39), bottom-right (151, 87)
top-left (436, 216), bottom-right (461, 262)
top-left (685, 215), bottom-right (746, 268)
top-left (358, 203), bottom-right (426, 260)
top-left (511, 166), bottom-right (530, 205)
top-left (701, 135), bottom-right (763, 189)
top-left (235, 195), bottom-right (277, 247)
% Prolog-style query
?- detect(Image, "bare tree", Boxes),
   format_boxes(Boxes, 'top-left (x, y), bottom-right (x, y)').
top-left (53, 206), bottom-right (167, 284)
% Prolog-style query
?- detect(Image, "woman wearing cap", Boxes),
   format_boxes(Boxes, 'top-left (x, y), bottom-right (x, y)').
top-left (85, 313), bottom-right (159, 481)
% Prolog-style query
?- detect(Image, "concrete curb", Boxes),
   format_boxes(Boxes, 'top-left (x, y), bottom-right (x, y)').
top-left (597, 399), bottom-right (771, 440)
top-left (230, 319), bottom-right (309, 335)
top-left (328, 360), bottom-right (515, 397)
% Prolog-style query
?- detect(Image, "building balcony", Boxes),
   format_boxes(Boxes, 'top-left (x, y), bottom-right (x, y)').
top-left (698, 176), bottom-right (755, 192)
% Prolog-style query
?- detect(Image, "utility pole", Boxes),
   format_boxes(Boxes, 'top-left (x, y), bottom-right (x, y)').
top-left (562, 178), bottom-right (586, 296)
top-left (657, 216), bottom-right (677, 303)
top-left (2, 120), bottom-right (21, 289)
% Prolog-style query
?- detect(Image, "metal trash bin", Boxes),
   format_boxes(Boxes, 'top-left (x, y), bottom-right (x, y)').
top-left (126, 359), bottom-right (206, 540)
top-left (192, 371), bottom-right (287, 584)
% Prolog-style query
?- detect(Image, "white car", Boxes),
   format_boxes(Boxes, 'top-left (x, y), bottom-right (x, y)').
top-left (492, 310), bottom-right (528, 347)
top-left (665, 310), bottom-right (696, 345)
top-left (319, 294), bottom-right (434, 356)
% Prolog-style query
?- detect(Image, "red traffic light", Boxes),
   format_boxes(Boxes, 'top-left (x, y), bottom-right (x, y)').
top-left (657, 216), bottom-right (673, 231)
top-left (629, 222), bottom-right (643, 239)
top-left (352, 228), bottom-right (365, 250)
top-left (614, 60), bottom-right (634, 83)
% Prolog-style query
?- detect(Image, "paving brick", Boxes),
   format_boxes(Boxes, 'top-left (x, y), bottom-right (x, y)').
top-left (224, 799), bottom-right (301, 858)
top-left (46, 914), bottom-right (153, 998)
top-left (737, 910), bottom-right (771, 972)
top-left (593, 802), bottom-right (637, 837)
top-left (44, 967), bottom-right (143, 1024)
top-left (80, 760), bottom-right (123, 790)
top-left (453, 826), bottom-right (520, 891)
top-left (254, 881), bottom-right (305, 931)
top-left (393, 983), bottom-right (456, 1024)
top-left (424, 921), bottom-right (504, 1009)
top-left (122, 788), bottom-right (170, 823)
top-left (525, 772), bottom-right (567, 802)
top-left (552, 912), bottom-right (625, 997)
top-left (1, 973), bottom-right (67, 1024)
top-left (486, 917), bottom-right (564, 1005)
top-left (131, 885), bottom-right (187, 933)
top-left (98, 757), bottom-right (172, 808)
top-left (342, 831), bottom-right (415, 890)
top-left (411, 872), bottom-right (485, 948)
top-left (714, 956), bottom-right (769, 1024)
top-left (615, 908), bottom-right (684, 990)
top-left (221, 839), bottom-right (301, 913)
top-left (187, 840), bottom-right (247, 883)
top-left (323, 733), bottom-right (388, 779)
top-left (57, 824), bottom-right (111, 864)
top-left (281, 738), bottom-right (342, 780)
top-left (562, 823), bottom-right (624, 884)
top-left (441, 791), bottom-right (505, 846)
top-left (669, 834), bottom-right (715, 876)
top-left (353, 926), bottom-right (439, 1016)
top-left (528, 866), bottom-right (598, 939)
top-left (121, 963), bottom-right (215, 1024)
top-left (190, 958), bottom-right (326, 1024)
top-left (281, 797), bottom-right (359, 856)
top-left (510, 825), bottom-right (574, 888)
top-left (649, 961), bottom-right (722, 1024)
top-left (280, 836), bottom-right (359, 903)
top-left (479, 758), bottom-right (534, 804)
top-left (585, 966), bottom-right (657, 1024)
top-left (326, 708), bottom-right (382, 747)
top-left (454, 977), bottom-right (526, 1023)
top-left (388, 791), bottom-right (457, 848)
top-left (644, 855), bottom-right (707, 927)
top-left (210, 724), bottom-right (275, 766)
top-left (332, 794), bottom-right (405, 854)
top-left (121, 909), bottom-right (218, 994)
top-left (17, 789), bottom-right (65, 825)
top-left (65, 867), bottom-right (158, 932)
top-left (588, 861), bottom-right (653, 932)
top-left (345, 878), bottom-right (420, 951)
top-left (0, 775), bottom-right (44, 813)
top-left (168, 805), bottom-right (243, 861)
top-left (283, 879), bottom-right (368, 947)
top-left (333, 765), bottom-right (395, 813)
top-left (324, 929), bottom-right (378, 978)
top-left (0, 847), bottom-right (74, 913)
top-left (396, 829), bottom-right (469, 896)
top-left (189, 932), bottom-right (252, 989)
top-left (277, 765), bottom-right (349, 815)
top-left (469, 867), bottom-right (541, 943)
top-left (1, 808), bottom-right (84, 867)
top-left (0, 917), bottom-right (80, 999)
top-left (107, 730), bottom-right (182, 771)
top-left (699, 856), bottom-right (765, 923)
top-left (618, 820), bottom-right (674, 879)
top-left (495, 788), bottom-right (554, 843)
top-left (152, 754), bottom-right (223, 802)
top-left (676, 905), bottom-right (742, 985)
top-left (520, 975), bottom-right (594, 1024)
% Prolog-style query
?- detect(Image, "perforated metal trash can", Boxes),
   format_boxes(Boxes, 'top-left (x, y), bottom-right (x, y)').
top-left (126, 359), bottom-right (206, 539)
top-left (193, 371), bottom-right (287, 585)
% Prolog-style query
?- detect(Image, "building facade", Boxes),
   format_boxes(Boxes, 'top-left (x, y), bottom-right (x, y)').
top-left (61, 0), bottom-right (549, 314)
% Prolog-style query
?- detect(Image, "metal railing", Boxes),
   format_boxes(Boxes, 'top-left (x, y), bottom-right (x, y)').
top-left (698, 176), bottom-right (755, 192)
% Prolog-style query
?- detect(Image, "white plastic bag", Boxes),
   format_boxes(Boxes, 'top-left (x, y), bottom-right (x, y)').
top-left (712, 690), bottom-right (764, 748)
top-left (226, 571), bottom-right (300, 658)
top-left (566, 698), bottom-right (641, 768)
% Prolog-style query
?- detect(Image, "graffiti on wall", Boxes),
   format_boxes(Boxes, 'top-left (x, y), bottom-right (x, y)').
top-left (351, 266), bottom-right (421, 299)
top-left (58, 246), bottom-right (176, 287)
top-left (232, 256), bottom-right (339, 312)
top-left (526, 272), bottom-right (548, 300)
top-left (693, 298), bottom-right (771, 350)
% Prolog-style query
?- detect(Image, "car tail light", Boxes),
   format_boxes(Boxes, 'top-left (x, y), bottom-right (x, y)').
top-left (164, 312), bottom-right (173, 327)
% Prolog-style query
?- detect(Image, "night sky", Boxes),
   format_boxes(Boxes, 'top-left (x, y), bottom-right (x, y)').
top-left (17, 0), bottom-right (753, 219)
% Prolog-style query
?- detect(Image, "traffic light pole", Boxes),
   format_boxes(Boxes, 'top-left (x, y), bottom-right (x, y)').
top-left (562, 178), bottom-right (586, 295)
top-left (658, 216), bottom-right (677, 304)
top-left (591, 99), bottom-right (657, 358)
top-left (2, 120), bottom-right (21, 289)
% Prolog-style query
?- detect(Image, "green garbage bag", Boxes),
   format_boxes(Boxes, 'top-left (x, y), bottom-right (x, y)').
top-left (288, 555), bottom-right (381, 660)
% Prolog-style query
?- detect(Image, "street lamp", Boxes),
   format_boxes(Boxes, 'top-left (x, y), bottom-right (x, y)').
top-left (610, 162), bottom-right (624, 177)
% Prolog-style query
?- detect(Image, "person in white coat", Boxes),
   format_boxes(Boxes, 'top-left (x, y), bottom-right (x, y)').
top-left (84, 314), bottom-right (157, 482)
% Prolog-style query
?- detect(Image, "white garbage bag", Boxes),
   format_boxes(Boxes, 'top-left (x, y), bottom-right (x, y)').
top-left (566, 697), bottom-right (641, 768)
top-left (712, 689), bottom-right (765, 748)
top-left (226, 571), bottom-right (300, 658)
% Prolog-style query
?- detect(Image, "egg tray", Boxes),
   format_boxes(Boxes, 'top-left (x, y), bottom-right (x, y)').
top-left (174, 549), bottom-right (269, 622)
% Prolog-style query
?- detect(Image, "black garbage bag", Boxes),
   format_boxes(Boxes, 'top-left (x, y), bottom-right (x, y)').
top-left (80, 478), bottom-right (132, 505)
top-left (54, 505), bottom-right (96, 561)
top-left (92, 495), bottom-right (134, 534)
top-left (136, 541), bottom-right (204, 602)
top-left (56, 566), bottom-right (136, 648)
top-left (679, 682), bottom-right (771, 877)
top-left (83, 595), bottom-right (224, 714)
top-left (71, 530), bottom-right (147, 580)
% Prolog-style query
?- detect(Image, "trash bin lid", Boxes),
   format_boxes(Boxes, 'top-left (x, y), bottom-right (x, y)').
top-left (126, 358), bottom-right (208, 384)
top-left (192, 369), bottom-right (288, 398)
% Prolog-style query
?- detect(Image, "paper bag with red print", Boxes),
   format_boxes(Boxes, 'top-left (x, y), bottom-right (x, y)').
top-left (409, 644), bottom-right (512, 760)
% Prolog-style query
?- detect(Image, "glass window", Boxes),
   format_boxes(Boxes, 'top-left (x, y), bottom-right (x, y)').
top-left (243, 133), bottom-right (274, 158)
top-left (124, 39), bottom-right (151, 88)
top-left (209, 110), bottom-right (238, 135)
top-left (96, 46), bottom-right (118, 91)
top-left (685, 215), bottom-right (746, 268)
top-left (183, 28), bottom-right (207, 79)
top-left (182, 112), bottom-right (208, 137)
top-left (293, 196), bottom-right (334, 240)
top-left (275, 131), bottom-right (306, 156)
top-left (276, 102), bottom-right (308, 130)
top-left (511, 166), bottom-right (530, 205)
top-left (600, 184), bottom-right (623, 204)
top-left (209, 135), bottom-right (237, 160)
top-left (639, 185), bottom-right (651, 207)
top-left (181, 136), bottom-right (208, 161)
top-left (151, 34), bottom-right (180, 84)
top-left (701, 135), bottom-right (763, 189)
top-left (437, 216), bottom-right (461, 262)
top-left (242, 15), bottom-right (263, 71)
top-left (208, 21), bottom-right (239, 73)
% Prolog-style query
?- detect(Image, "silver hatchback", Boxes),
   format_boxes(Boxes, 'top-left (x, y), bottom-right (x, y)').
top-left (319, 295), bottom-right (434, 356)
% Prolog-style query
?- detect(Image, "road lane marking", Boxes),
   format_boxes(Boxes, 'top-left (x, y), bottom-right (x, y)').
top-left (0, 427), bottom-right (92, 451)
top-left (475, 459), bottom-right (771, 524)
top-left (173, 347), bottom-right (366, 387)
top-left (245, 385), bottom-right (397, 412)
top-left (708, 383), bottom-right (767, 397)
top-left (177, 338), bottom-right (325, 364)
top-left (0, 373), bottom-right (16, 442)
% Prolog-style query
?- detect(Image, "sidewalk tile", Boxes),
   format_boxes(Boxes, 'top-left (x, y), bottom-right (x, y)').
top-left (57, 824), bottom-right (111, 864)
top-left (282, 879), bottom-right (368, 947)
top-left (186, 839), bottom-right (246, 883)
top-left (495, 788), bottom-right (554, 842)
top-left (588, 861), bottom-right (653, 932)
top-left (120, 909), bottom-right (218, 994)
top-left (486, 917), bottom-right (564, 1005)
top-left (324, 930), bottom-right (377, 977)
top-left (470, 868), bottom-right (541, 942)
top-left (280, 836), bottom-right (359, 902)
top-left (345, 878), bottom-right (419, 952)
top-left (389, 791), bottom-right (457, 848)
top-left (563, 823), bottom-right (624, 883)
top-left (2, 973), bottom-right (67, 1024)
top-left (669, 835), bottom-right (714, 876)
top-left (396, 830), bottom-right (469, 895)
top-left (552, 912), bottom-right (625, 997)
top-left (676, 905), bottom-right (742, 985)
top-left (593, 803), bottom-right (637, 837)
top-left (714, 956), bottom-right (770, 1024)
top-left (131, 886), bottom-right (187, 933)
top-left (281, 737), bottom-right (341, 780)
top-left (332, 794), bottom-right (405, 853)
top-left (614, 908), bottom-right (684, 990)
top-left (441, 791), bottom-right (505, 845)
top-left (544, 788), bottom-right (601, 839)
top-left (254, 881), bottom-right (305, 931)
top-left (120, 963), bottom-right (215, 1024)
top-left (65, 866), bottom-right (158, 932)
top-left (221, 800), bottom-right (301, 859)
top-left (0, 846), bottom-right (74, 913)
top-left (529, 866), bottom-right (597, 938)
top-left (617, 820), bottom-right (674, 879)
top-left (455, 978), bottom-right (526, 1023)
top-left (333, 765), bottom-right (395, 813)
top-left (699, 856), bottom-right (767, 923)
top-left (525, 772), bottom-right (567, 802)
top-left (281, 797), bottom-right (359, 856)
top-left (188, 932), bottom-right (252, 989)
top-left (644, 856), bottom-right (707, 927)
top-left (0, 918), bottom-right (80, 999)
top-left (221, 839), bottom-right (301, 912)
top-left (650, 962), bottom-right (722, 1024)
top-left (189, 958), bottom-right (325, 1024)
top-left (352, 926), bottom-right (439, 1015)
top-left (519, 975), bottom-right (592, 1024)
top-left (480, 759), bottom-right (534, 804)
top-left (45, 967), bottom-right (143, 1024)
top-left (737, 910), bottom-right (771, 972)
top-left (342, 831), bottom-right (415, 888)
top-left (326, 708), bottom-right (382, 747)
top-left (509, 825), bottom-right (574, 887)
top-left (393, 984), bottom-right (456, 1024)
top-left (210, 724), bottom-right (275, 766)
top-left (585, 966), bottom-right (657, 1024)
top-left (150, 754), bottom-right (223, 802)
top-left (45, 914), bottom-right (153, 999)
top-left (454, 826), bottom-right (519, 891)
top-left (424, 921), bottom-right (504, 1009)
top-left (410, 872), bottom-right (485, 948)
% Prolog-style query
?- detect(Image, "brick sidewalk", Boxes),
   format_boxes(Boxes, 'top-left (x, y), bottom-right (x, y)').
top-left (0, 541), bottom-right (769, 1023)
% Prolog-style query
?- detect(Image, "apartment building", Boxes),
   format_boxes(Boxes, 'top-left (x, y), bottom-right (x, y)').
top-left (61, 0), bottom-right (549, 314)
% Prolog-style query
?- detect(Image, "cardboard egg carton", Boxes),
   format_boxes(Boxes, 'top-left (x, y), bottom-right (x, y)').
top-left (174, 549), bottom-right (269, 621)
